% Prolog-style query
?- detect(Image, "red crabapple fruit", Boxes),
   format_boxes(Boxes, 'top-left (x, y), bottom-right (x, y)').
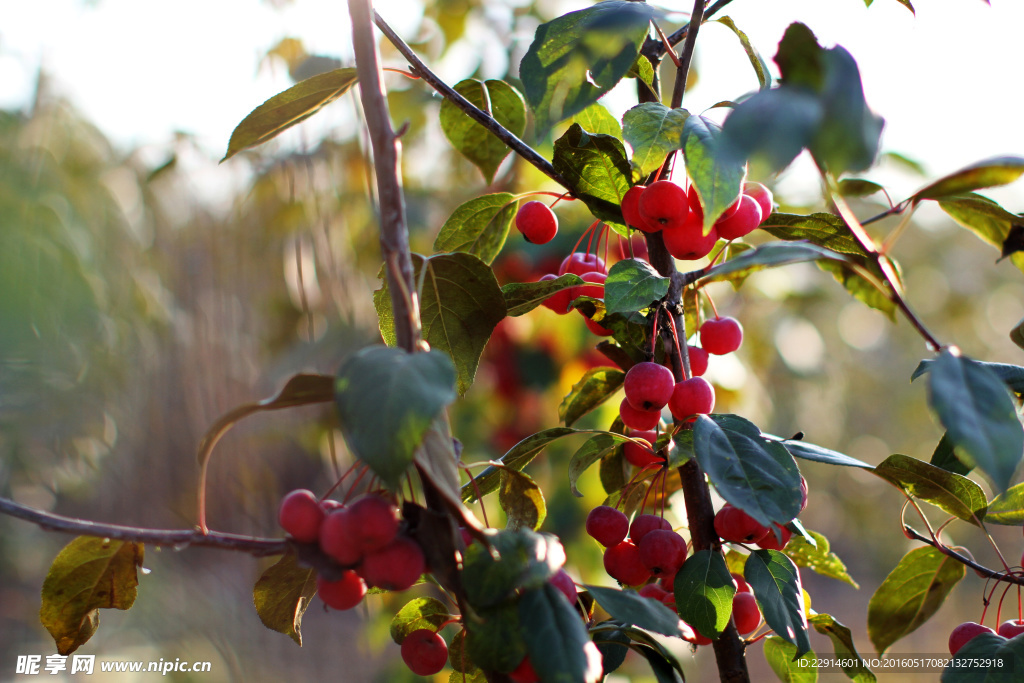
top-left (629, 514), bottom-right (672, 544)
top-left (619, 397), bottom-right (661, 431)
top-left (508, 656), bottom-right (540, 683)
top-left (663, 213), bottom-right (719, 261)
top-left (668, 377), bottom-right (715, 421)
top-left (622, 430), bottom-right (663, 468)
top-left (549, 568), bottom-right (578, 604)
top-left (756, 525), bottom-right (793, 550)
top-left (714, 194), bottom-right (763, 241)
top-left (316, 570), bottom-right (367, 610)
top-left (744, 181), bottom-right (774, 221)
top-left (320, 507), bottom-right (363, 566)
top-left (538, 274), bottom-right (572, 315)
top-left (688, 345), bottom-right (709, 377)
top-left (624, 361), bottom-right (676, 411)
top-left (637, 529), bottom-right (688, 576)
top-left (639, 180), bottom-right (689, 231)
top-left (604, 540), bottom-right (653, 586)
top-left (622, 185), bottom-right (658, 232)
top-left (559, 252), bottom-right (606, 277)
top-left (278, 489), bottom-right (326, 543)
top-left (401, 629), bottom-right (449, 676)
top-left (348, 494), bottom-right (401, 554)
top-left (586, 505), bottom-right (630, 547)
top-left (949, 622), bottom-right (995, 655)
top-left (699, 317), bottom-right (743, 355)
top-left (360, 536), bottom-right (426, 591)
top-left (515, 201), bottom-right (558, 244)
top-left (998, 619), bottom-right (1024, 639)
top-left (732, 592), bottom-right (762, 634)
top-left (714, 504), bottom-right (770, 544)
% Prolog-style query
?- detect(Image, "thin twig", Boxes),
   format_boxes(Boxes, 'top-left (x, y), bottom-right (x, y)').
top-left (0, 497), bottom-right (287, 556)
top-left (648, 0), bottom-right (737, 60)
top-left (371, 11), bottom-right (571, 191)
top-left (904, 525), bottom-right (1024, 586)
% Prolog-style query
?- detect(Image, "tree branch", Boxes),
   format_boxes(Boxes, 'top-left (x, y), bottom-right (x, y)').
top-left (670, 0), bottom-right (706, 110)
top-left (371, 11), bottom-right (571, 191)
top-left (646, 0), bottom-right (736, 61)
top-left (0, 497), bottom-right (287, 556)
top-left (904, 525), bottom-right (1024, 586)
top-left (350, 0), bottom-right (421, 352)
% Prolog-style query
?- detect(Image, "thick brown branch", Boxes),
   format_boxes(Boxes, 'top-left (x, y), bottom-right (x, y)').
top-left (372, 11), bottom-right (570, 191)
top-left (350, 0), bottom-right (421, 352)
top-left (0, 497), bottom-right (287, 555)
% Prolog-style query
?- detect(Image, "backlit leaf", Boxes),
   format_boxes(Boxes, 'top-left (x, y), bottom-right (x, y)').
top-left (552, 124), bottom-right (632, 233)
top-left (433, 193), bottom-right (518, 265)
top-left (784, 529), bottom-right (858, 588)
top-left (867, 546), bottom-right (965, 654)
top-left (568, 433), bottom-right (631, 497)
top-left (673, 550), bottom-right (735, 639)
top-left (441, 79), bottom-right (526, 183)
top-left (502, 274), bottom-right (583, 317)
top-left (499, 469), bottom-right (547, 531)
top-left (716, 17), bottom-right (772, 90)
top-left (390, 597), bottom-right (452, 644)
top-left (937, 193), bottom-right (1024, 274)
top-left (774, 436), bottom-right (874, 470)
top-left (745, 549), bottom-right (811, 655)
top-left (622, 103), bottom-right (689, 179)
top-left (763, 636), bottom-right (817, 682)
top-left (559, 367), bottom-right (625, 428)
top-left (913, 156), bottom-right (1024, 202)
top-left (462, 529), bottom-right (565, 608)
top-left (873, 453), bottom-right (987, 525)
top-left (465, 601), bottom-right (526, 672)
top-left (223, 68), bottom-right (357, 160)
top-left (335, 346), bottom-right (456, 488)
top-left (985, 483), bottom-right (1024, 526)
top-left (40, 537), bottom-right (144, 655)
top-left (462, 427), bottom-right (577, 502)
top-left (683, 115), bottom-right (746, 232)
top-left (604, 258), bottom-right (670, 315)
top-left (520, 1), bottom-right (654, 132)
top-left (927, 349), bottom-right (1024, 494)
top-left (699, 241), bottom-right (850, 285)
top-left (253, 553), bottom-right (317, 646)
top-left (573, 103), bottom-right (623, 138)
top-left (808, 613), bottom-right (876, 683)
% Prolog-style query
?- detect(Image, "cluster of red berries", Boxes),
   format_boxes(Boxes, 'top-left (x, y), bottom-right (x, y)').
top-left (587, 506), bottom-right (687, 586)
top-left (621, 180), bottom-right (773, 260)
top-left (537, 251), bottom-right (612, 335)
top-left (277, 490), bottom-right (425, 608)
top-left (949, 619), bottom-right (1024, 655)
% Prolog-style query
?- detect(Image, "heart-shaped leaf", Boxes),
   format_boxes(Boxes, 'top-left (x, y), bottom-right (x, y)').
top-left (559, 367), bottom-right (625, 428)
top-left (622, 103), bottom-right (689, 179)
top-left (672, 550), bottom-right (735, 639)
top-left (433, 193), bottom-right (518, 265)
top-left (605, 258), bottom-right (670, 315)
top-left (253, 553), bottom-right (317, 646)
top-left (441, 79), bottom-right (526, 183)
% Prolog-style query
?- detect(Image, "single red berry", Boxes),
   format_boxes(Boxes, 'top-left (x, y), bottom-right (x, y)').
top-left (714, 194), bottom-right (763, 241)
top-left (624, 361), bottom-right (676, 411)
top-left (629, 513), bottom-right (672, 543)
top-left (278, 489), bottom-right (326, 543)
top-left (316, 570), bottom-right (367, 610)
top-left (732, 573), bottom-right (752, 593)
top-left (622, 430), bottom-right (663, 468)
top-left (663, 212), bottom-right (719, 261)
top-left (638, 529), bottom-right (688, 576)
top-left (619, 397), bottom-right (661, 431)
top-left (549, 568), bottom-right (578, 604)
top-left (515, 201), bottom-right (558, 244)
top-left (603, 540), bottom-right (653, 586)
top-left (688, 345), bottom-right (709, 377)
top-left (732, 592), bottom-right (761, 634)
top-left (668, 377), bottom-right (715, 421)
top-left (638, 583), bottom-right (670, 601)
top-left (757, 525), bottom-right (793, 550)
top-left (638, 180), bottom-right (689, 231)
top-left (700, 317), bottom-right (743, 355)
top-left (949, 622), bottom-right (995, 655)
top-left (320, 507), bottom-right (363, 565)
top-left (401, 629), bottom-right (449, 676)
top-left (348, 494), bottom-right (401, 554)
top-left (559, 252), bottom-right (606, 277)
top-left (586, 505), bottom-right (630, 547)
top-left (998, 619), bottom-right (1024, 638)
top-left (508, 656), bottom-right (540, 683)
top-left (538, 274), bottom-right (572, 315)
top-left (622, 185), bottom-right (659, 232)
top-left (744, 181), bottom-right (774, 222)
top-left (659, 570), bottom-right (678, 593)
top-left (714, 504), bottom-right (770, 544)
top-left (360, 535), bottom-right (426, 591)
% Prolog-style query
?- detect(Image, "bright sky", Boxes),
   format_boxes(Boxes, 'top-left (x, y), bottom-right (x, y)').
top-left (0, 0), bottom-right (1021, 203)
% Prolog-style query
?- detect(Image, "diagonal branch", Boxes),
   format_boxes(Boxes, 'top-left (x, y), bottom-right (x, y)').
top-left (372, 11), bottom-right (571, 191)
top-left (0, 496), bottom-right (287, 556)
top-left (904, 525), bottom-right (1024, 586)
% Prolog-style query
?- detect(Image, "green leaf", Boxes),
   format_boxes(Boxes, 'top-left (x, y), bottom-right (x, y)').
top-left (693, 415), bottom-right (804, 529)
top-left (448, 629), bottom-right (476, 674)
top-left (253, 553), bottom-right (317, 646)
top-left (604, 258), bottom-right (670, 315)
top-left (559, 367), bottom-right (625, 428)
top-left (745, 549), bottom-right (812, 656)
top-left (599, 447), bottom-right (627, 495)
top-left (838, 179), bottom-right (884, 197)
top-left (718, 87), bottom-right (823, 174)
top-left (335, 346), bottom-right (457, 488)
top-left (40, 537), bottom-right (144, 655)
top-left (913, 156), bottom-right (1024, 202)
top-left (502, 274), bottom-right (584, 317)
top-left (927, 349), bottom-right (1024, 494)
top-left (449, 669), bottom-right (487, 683)
top-left (941, 632), bottom-right (1024, 682)
top-left (592, 627), bottom-right (630, 676)
top-left (774, 437), bottom-right (874, 469)
top-left (520, 584), bottom-right (603, 683)
top-left (433, 193), bottom-right (518, 265)
top-left (572, 103), bottom-right (623, 138)
top-left (716, 17), bottom-right (772, 90)
top-left (1012, 317), bottom-right (1024, 351)
top-left (632, 643), bottom-right (686, 683)
top-left (700, 241), bottom-right (850, 285)
top-left (784, 530), bottom-right (858, 588)
top-left (520, 1), bottom-right (654, 132)
top-left (223, 68), bottom-right (357, 161)
top-left (462, 529), bottom-right (566, 608)
top-left (622, 103), bottom-right (689, 179)
top-left (463, 427), bottom-right (576, 502)
top-left (390, 597), bottom-right (452, 644)
top-left (552, 124), bottom-right (632, 233)
top-left (466, 601), bottom-right (526, 673)
top-left (500, 469), bottom-right (547, 531)
top-left (374, 253), bottom-right (507, 395)
top-left (672, 550), bottom-right (735, 639)
top-left (986, 482), bottom-right (1024, 525)
top-left (931, 432), bottom-right (975, 477)
top-left (872, 453), bottom-right (988, 525)
top-left (808, 613), bottom-right (877, 683)
top-left (584, 585), bottom-right (689, 638)
top-left (867, 546), bottom-right (966, 654)
top-left (937, 193), bottom-right (1024, 274)
top-left (763, 636), bottom-right (817, 682)
top-left (683, 115), bottom-right (746, 232)
top-left (775, 22), bottom-right (824, 89)
top-left (569, 433), bottom-right (633, 497)
top-left (440, 79), bottom-right (526, 183)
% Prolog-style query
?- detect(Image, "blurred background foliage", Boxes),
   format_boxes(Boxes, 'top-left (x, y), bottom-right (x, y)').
top-left (1, 0), bottom-right (1023, 681)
